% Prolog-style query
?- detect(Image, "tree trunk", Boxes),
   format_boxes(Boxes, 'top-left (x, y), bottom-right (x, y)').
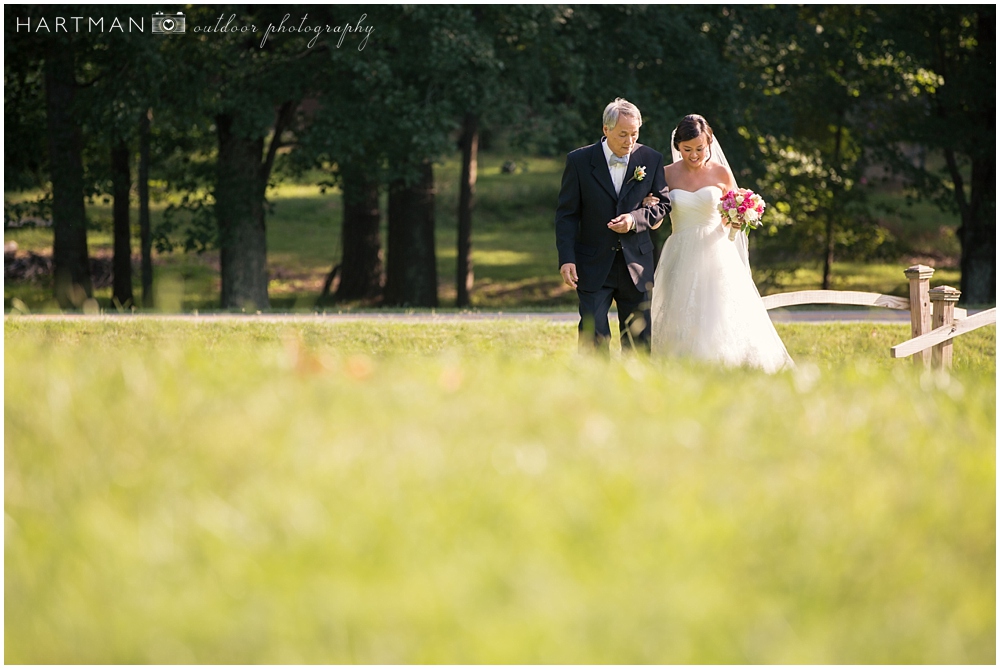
top-left (822, 121), bottom-right (844, 291)
top-left (335, 163), bottom-right (383, 301)
top-left (385, 160), bottom-right (438, 307)
top-left (942, 147), bottom-right (995, 306)
top-left (45, 39), bottom-right (92, 308)
top-left (931, 8), bottom-right (994, 306)
top-left (111, 139), bottom-right (133, 309)
top-left (821, 216), bottom-right (835, 290)
top-left (215, 113), bottom-right (269, 311)
top-left (456, 112), bottom-right (479, 308)
top-left (952, 9), bottom-right (995, 306)
top-left (958, 155), bottom-right (996, 305)
top-left (139, 108), bottom-right (153, 308)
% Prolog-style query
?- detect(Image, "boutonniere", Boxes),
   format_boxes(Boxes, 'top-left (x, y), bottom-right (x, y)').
top-left (629, 166), bottom-right (646, 183)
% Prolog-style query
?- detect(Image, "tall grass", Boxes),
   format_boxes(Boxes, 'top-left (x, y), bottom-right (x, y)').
top-left (5, 319), bottom-right (995, 663)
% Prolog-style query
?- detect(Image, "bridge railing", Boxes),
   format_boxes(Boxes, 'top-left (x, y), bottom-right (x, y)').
top-left (761, 264), bottom-right (990, 370)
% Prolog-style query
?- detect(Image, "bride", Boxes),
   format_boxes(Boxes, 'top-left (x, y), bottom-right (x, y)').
top-left (644, 114), bottom-right (793, 373)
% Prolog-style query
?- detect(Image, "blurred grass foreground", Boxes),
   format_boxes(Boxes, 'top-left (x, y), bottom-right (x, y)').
top-left (4, 318), bottom-right (996, 663)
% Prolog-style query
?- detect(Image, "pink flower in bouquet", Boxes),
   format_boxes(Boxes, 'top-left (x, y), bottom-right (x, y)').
top-left (718, 188), bottom-right (767, 241)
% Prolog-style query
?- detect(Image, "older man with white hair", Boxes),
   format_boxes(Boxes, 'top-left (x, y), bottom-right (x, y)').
top-left (556, 98), bottom-right (671, 351)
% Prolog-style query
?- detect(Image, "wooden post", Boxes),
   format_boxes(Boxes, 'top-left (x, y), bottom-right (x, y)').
top-left (929, 286), bottom-right (961, 370)
top-left (904, 265), bottom-right (934, 368)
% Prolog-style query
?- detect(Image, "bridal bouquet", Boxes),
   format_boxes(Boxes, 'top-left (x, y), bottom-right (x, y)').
top-left (718, 189), bottom-right (766, 241)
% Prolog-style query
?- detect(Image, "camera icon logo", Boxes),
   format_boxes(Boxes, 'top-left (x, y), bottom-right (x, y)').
top-left (152, 11), bottom-right (185, 34)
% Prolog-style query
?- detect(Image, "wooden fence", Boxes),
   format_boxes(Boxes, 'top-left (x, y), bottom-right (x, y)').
top-left (760, 264), bottom-right (995, 370)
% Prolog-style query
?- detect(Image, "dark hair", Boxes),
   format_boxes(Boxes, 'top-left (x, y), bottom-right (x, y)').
top-left (672, 115), bottom-right (714, 159)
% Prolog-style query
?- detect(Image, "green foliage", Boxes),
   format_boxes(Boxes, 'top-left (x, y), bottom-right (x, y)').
top-left (861, 6), bottom-right (994, 210)
top-left (725, 7), bottom-right (891, 268)
top-left (3, 191), bottom-right (52, 228)
top-left (855, 6), bottom-right (995, 303)
top-left (156, 195), bottom-right (217, 254)
top-left (5, 319), bottom-right (995, 662)
top-left (750, 134), bottom-right (902, 265)
top-left (2, 36), bottom-right (47, 192)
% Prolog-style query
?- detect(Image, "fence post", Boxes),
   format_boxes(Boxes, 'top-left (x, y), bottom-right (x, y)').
top-left (928, 286), bottom-right (961, 370)
top-left (904, 264), bottom-right (935, 368)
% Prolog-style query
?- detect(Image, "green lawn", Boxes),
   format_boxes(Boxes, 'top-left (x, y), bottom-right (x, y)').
top-left (4, 152), bottom-right (970, 313)
top-left (5, 319), bottom-right (995, 663)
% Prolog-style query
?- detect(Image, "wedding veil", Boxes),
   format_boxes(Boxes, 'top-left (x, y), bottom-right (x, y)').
top-left (669, 129), bottom-right (751, 272)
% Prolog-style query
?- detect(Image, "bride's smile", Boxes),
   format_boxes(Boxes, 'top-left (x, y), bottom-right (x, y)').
top-left (677, 136), bottom-right (711, 169)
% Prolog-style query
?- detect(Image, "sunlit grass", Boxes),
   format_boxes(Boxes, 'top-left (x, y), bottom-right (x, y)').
top-left (753, 262), bottom-right (963, 298)
top-left (267, 183), bottom-right (330, 198)
top-left (4, 319), bottom-right (996, 663)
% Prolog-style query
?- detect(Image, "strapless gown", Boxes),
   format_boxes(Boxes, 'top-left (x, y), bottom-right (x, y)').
top-left (650, 186), bottom-right (793, 373)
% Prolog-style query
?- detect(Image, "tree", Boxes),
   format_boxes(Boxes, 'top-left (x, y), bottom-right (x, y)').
top-left (718, 6), bottom-right (895, 289)
top-left (377, 7), bottom-right (469, 307)
top-left (385, 159), bottom-right (438, 307)
top-left (456, 112), bottom-right (478, 307)
top-left (109, 139), bottom-right (132, 308)
top-left (335, 163), bottom-right (384, 302)
top-left (45, 31), bottom-right (94, 307)
top-left (78, 6), bottom-right (162, 310)
top-left (158, 6), bottom-right (329, 311)
top-left (137, 109), bottom-right (153, 307)
top-left (285, 9), bottom-right (389, 305)
top-left (865, 6), bottom-right (995, 305)
top-left (446, 6), bottom-right (570, 307)
top-left (351, 6), bottom-right (468, 308)
top-left (6, 5), bottom-right (171, 310)
top-left (299, 6), bottom-right (572, 308)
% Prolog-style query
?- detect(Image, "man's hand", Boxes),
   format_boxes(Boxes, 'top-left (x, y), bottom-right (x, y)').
top-left (560, 263), bottom-right (579, 289)
top-left (607, 213), bottom-right (634, 234)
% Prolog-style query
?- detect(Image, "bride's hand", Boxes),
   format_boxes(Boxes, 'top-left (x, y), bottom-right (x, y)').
top-left (642, 194), bottom-right (658, 207)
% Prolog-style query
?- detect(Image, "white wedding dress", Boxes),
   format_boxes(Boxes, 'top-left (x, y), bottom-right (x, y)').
top-left (650, 185), bottom-right (793, 373)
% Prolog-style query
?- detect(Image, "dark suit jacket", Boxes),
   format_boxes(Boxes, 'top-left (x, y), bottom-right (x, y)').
top-left (555, 141), bottom-right (671, 293)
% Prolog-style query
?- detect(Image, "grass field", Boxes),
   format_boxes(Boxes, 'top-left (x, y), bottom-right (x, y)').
top-left (4, 318), bottom-right (995, 663)
top-left (3, 152), bottom-right (967, 312)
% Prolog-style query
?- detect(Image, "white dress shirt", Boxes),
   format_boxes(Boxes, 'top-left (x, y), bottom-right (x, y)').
top-left (602, 139), bottom-right (635, 232)
top-left (602, 138), bottom-right (628, 195)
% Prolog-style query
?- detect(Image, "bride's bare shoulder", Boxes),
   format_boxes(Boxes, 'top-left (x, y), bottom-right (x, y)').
top-left (709, 162), bottom-right (729, 178)
top-left (710, 163), bottom-right (736, 188)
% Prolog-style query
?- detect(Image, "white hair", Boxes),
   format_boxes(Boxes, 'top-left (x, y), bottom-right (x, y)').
top-left (603, 98), bottom-right (642, 130)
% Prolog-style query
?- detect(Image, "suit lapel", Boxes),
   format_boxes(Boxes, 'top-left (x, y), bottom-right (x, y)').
top-left (590, 142), bottom-right (619, 202)
top-left (618, 145), bottom-right (644, 203)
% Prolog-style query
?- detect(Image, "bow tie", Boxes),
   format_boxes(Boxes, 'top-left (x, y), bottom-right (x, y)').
top-left (609, 154), bottom-right (628, 167)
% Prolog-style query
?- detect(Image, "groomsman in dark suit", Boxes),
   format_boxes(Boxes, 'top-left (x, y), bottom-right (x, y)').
top-left (556, 98), bottom-right (672, 351)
